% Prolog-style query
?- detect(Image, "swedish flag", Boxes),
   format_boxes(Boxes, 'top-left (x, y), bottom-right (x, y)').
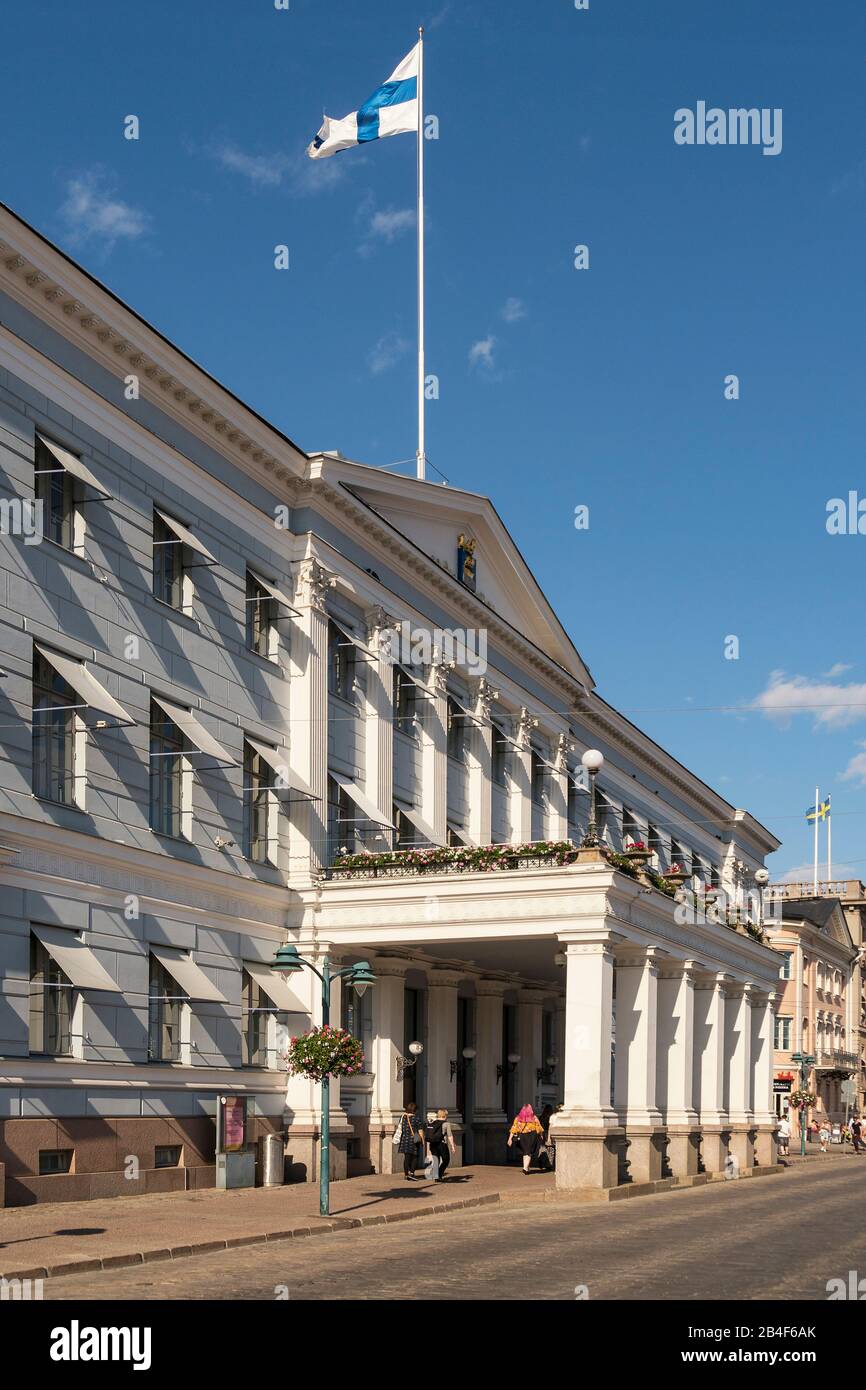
top-left (806, 796), bottom-right (831, 824)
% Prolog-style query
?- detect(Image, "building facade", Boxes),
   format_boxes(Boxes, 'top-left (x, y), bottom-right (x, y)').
top-left (768, 884), bottom-right (864, 1128)
top-left (0, 204), bottom-right (782, 1205)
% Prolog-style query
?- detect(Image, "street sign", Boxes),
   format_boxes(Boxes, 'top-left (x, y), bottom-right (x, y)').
top-left (773, 1079), bottom-right (792, 1094)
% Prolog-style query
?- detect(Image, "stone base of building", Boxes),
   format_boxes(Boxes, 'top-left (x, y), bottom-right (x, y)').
top-left (753, 1125), bottom-right (777, 1167)
top-left (700, 1125), bottom-right (732, 1174)
top-left (472, 1120), bottom-right (509, 1166)
top-left (554, 1126), bottom-right (625, 1190)
top-left (285, 1125), bottom-right (349, 1184)
top-left (728, 1125), bottom-right (757, 1174)
top-left (667, 1127), bottom-right (702, 1178)
top-left (623, 1126), bottom-right (668, 1184)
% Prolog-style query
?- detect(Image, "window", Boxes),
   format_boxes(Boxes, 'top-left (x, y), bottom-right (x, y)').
top-left (447, 697), bottom-right (468, 762)
top-left (622, 808), bottom-right (640, 848)
top-left (34, 436), bottom-right (74, 549)
top-left (393, 667), bottom-right (418, 737)
top-left (39, 1149), bottom-right (73, 1176)
top-left (328, 620), bottom-right (356, 701)
top-left (394, 805), bottom-right (416, 848)
top-left (328, 775), bottom-right (358, 859)
top-left (149, 700), bottom-right (185, 838)
top-left (148, 954), bottom-right (185, 1062)
top-left (774, 1016), bottom-right (792, 1050)
top-left (492, 724), bottom-right (509, 787)
top-left (648, 825), bottom-right (664, 866)
top-left (32, 651), bottom-right (77, 804)
top-left (153, 511), bottom-right (184, 608)
top-left (531, 750), bottom-right (546, 807)
top-left (567, 775), bottom-right (581, 829)
top-left (155, 1145), bottom-right (182, 1168)
top-left (243, 741), bottom-right (275, 864)
top-left (29, 934), bottom-right (72, 1056)
top-left (246, 571), bottom-right (274, 658)
top-left (341, 982), bottom-right (373, 1071)
top-left (779, 951), bottom-right (793, 981)
top-left (241, 969), bottom-right (270, 1067)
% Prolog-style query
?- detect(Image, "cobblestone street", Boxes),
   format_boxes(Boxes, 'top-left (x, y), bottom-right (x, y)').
top-left (43, 1162), bottom-right (866, 1302)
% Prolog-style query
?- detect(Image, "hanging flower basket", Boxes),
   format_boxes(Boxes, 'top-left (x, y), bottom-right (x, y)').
top-left (664, 863), bottom-right (688, 885)
top-left (788, 1088), bottom-right (817, 1111)
top-left (285, 1025), bottom-right (365, 1082)
top-left (623, 840), bottom-right (652, 861)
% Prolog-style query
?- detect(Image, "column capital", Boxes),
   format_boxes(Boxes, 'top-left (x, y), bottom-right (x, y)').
top-left (471, 676), bottom-right (499, 720)
top-left (370, 955), bottom-right (410, 979)
top-left (296, 557), bottom-right (336, 612)
top-left (557, 928), bottom-right (623, 955)
top-left (364, 605), bottom-right (399, 644)
top-left (693, 969), bottom-right (732, 992)
top-left (616, 945), bottom-right (668, 972)
top-left (509, 705), bottom-right (537, 750)
top-left (475, 977), bottom-right (509, 998)
top-left (518, 986), bottom-right (549, 1006)
top-left (554, 732), bottom-right (574, 773)
top-left (427, 968), bottom-right (464, 990)
top-left (657, 957), bottom-right (702, 983)
top-left (427, 660), bottom-right (450, 698)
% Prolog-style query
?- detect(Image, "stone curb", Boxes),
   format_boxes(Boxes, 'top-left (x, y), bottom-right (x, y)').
top-left (0, 1191), bottom-right (501, 1285)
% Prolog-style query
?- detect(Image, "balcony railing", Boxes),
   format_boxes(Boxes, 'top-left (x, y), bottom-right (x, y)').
top-left (328, 841), bottom-right (581, 879)
top-left (769, 880), bottom-right (865, 901)
top-left (814, 1050), bottom-right (858, 1071)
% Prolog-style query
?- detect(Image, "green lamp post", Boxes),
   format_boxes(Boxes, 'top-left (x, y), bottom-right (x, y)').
top-left (791, 1051), bottom-right (816, 1157)
top-left (271, 945), bottom-right (376, 1217)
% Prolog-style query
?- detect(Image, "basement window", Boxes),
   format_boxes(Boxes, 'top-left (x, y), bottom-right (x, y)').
top-left (39, 1149), bottom-right (73, 1175)
top-left (155, 1145), bottom-right (182, 1168)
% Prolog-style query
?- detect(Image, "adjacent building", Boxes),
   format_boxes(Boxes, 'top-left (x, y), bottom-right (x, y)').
top-left (0, 202), bottom-right (782, 1205)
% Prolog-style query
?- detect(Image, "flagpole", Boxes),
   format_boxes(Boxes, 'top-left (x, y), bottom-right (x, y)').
top-left (813, 786), bottom-right (819, 894)
top-left (827, 807), bottom-right (832, 885)
top-left (416, 25), bottom-right (426, 481)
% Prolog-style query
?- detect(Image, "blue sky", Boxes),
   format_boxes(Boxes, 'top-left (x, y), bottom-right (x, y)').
top-left (2, 0), bottom-right (865, 878)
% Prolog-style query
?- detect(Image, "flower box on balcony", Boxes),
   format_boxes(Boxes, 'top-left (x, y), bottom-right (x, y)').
top-left (329, 840), bottom-right (580, 878)
top-left (622, 841), bottom-right (652, 861)
top-left (663, 864), bottom-right (688, 885)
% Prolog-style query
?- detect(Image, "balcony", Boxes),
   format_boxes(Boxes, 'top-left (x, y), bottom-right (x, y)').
top-left (328, 841), bottom-right (582, 880)
top-left (814, 1050), bottom-right (858, 1073)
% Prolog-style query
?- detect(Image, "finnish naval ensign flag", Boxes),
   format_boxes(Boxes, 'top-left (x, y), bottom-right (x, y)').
top-left (307, 44), bottom-right (419, 159)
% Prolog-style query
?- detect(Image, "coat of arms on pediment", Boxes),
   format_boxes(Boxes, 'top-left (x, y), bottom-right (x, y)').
top-left (457, 533), bottom-right (477, 591)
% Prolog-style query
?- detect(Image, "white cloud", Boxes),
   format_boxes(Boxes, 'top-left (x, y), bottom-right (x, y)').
top-left (501, 297), bottom-right (526, 323)
top-left (369, 207), bottom-right (415, 242)
top-left (751, 670), bottom-right (866, 730)
top-left (368, 331), bottom-right (410, 376)
top-left (58, 171), bottom-right (149, 250)
top-left (213, 143), bottom-right (291, 188)
top-left (469, 335), bottom-right (496, 370)
top-left (841, 744), bottom-right (866, 785)
top-left (824, 662), bottom-right (853, 678)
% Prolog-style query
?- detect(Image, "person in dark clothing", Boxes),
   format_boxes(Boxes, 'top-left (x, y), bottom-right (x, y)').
top-left (426, 1108), bottom-right (457, 1181)
top-left (395, 1102), bottom-right (424, 1179)
top-left (507, 1104), bottom-right (544, 1173)
top-left (852, 1116), bottom-right (863, 1154)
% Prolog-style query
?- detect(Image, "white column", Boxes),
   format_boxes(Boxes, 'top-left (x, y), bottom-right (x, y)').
top-left (615, 947), bottom-right (665, 1182)
top-left (656, 959), bottom-right (700, 1176)
top-left (694, 971), bottom-right (730, 1172)
top-left (288, 557), bottom-right (333, 884)
top-left (368, 957), bottom-right (407, 1174)
top-left (473, 979), bottom-right (507, 1161)
top-left (421, 659), bottom-right (448, 845)
top-left (726, 981), bottom-right (754, 1170)
top-left (467, 676), bottom-right (497, 848)
top-left (364, 607), bottom-right (396, 834)
top-left (550, 934), bottom-right (622, 1189)
top-left (426, 969), bottom-right (462, 1120)
top-left (751, 989), bottom-right (777, 1165)
top-left (549, 733), bottom-right (571, 841)
top-left (516, 987), bottom-right (546, 1112)
top-left (508, 706), bottom-right (535, 844)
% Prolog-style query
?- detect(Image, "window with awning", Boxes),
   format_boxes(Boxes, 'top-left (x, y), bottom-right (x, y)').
top-left (31, 924), bottom-right (121, 992)
top-left (151, 695), bottom-right (236, 766)
top-left (153, 508), bottom-right (217, 566)
top-left (330, 770), bottom-right (394, 829)
top-left (242, 958), bottom-right (306, 1013)
top-left (149, 945), bottom-right (228, 1003)
top-left (34, 644), bottom-right (135, 728)
top-left (35, 433), bottom-right (111, 499)
top-left (245, 737), bottom-right (317, 801)
top-left (394, 800), bottom-right (443, 848)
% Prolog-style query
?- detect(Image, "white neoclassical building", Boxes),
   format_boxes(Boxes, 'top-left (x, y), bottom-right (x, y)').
top-left (0, 202), bottom-right (781, 1203)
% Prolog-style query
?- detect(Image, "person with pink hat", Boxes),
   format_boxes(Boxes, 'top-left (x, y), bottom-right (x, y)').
top-left (507, 1103), bottom-right (545, 1174)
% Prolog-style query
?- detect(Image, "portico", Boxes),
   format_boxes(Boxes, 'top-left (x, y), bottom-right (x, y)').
top-left (288, 848), bottom-right (781, 1190)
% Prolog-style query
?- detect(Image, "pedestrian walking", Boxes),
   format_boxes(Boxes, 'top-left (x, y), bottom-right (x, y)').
top-left (777, 1114), bottom-right (790, 1157)
top-left (507, 1103), bottom-right (545, 1174)
top-left (425, 1107), bottom-right (457, 1182)
top-left (819, 1122), bottom-right (830, 1153)
top-left (851, 1116), bottom-right (862, 1153)
top-left (538, 1103), bottom-right (555, 1171)
top-left (394, 1102), bottom-right (425, 1180)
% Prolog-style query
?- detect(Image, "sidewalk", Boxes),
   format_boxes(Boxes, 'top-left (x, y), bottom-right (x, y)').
top-left (0, 1156), bottom-right (790, 1284)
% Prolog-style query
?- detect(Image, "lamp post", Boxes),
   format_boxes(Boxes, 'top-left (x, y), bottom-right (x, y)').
top-left (271, 944), bottom-right (376, 1217)
top-left (580, 749), bottom-right (604, 847)
top-left (791, 1050), bottom-right (816, 1158)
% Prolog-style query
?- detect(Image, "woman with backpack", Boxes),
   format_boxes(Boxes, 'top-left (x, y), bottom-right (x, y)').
top-left (507, 1103), bottom-right (545, 1174)
top-left (425, 1107), bottom-right (457, 1182)
top-left (394, 1102), bottom-right (425, 1180)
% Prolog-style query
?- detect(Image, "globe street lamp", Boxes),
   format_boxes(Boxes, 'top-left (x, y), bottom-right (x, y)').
top-left (581, 749), bottom-right (604, 847)
top-left (271, 944), bottom-right (376, 1216)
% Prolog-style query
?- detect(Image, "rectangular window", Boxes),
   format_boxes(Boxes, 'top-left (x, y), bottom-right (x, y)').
top-left (774, 1016), bottom-right (792, 1050)
top-left (29, 934), bottom-right (72, 1056)
top-left (394, 805), bottom-right (416, 848)
top-left (148, 954), bottom-right (185, 1062)
top-left (492, 724), bottom-right (509, 787)
top-left (531, 750), bottom-right (546, 807)
top-left (149, 699), bottom-right (184, 837)
top-left (155, 1145), bottom-right (182, 1168)
top-left (393, 667), bottom-right (418, 737)
top-left (341, 982), bottom-right (373, 1071)
top-left (34, 436), bottom-right (74, 549)
top-left (447, 697), bottom-right (468, 762)
top-left (32, 651), bottom-right (77, 804)
top-left (779, 951), bottom-right (793, 981)
top-left (38, 1149), bottom-right (73, 1176)
top-left (241, 969), bottom-right (269, 1067)
top-left (622, 808), bottom-right (640, 847)
top-left (245, 571), bottom-right (274, 657)
top-left (153, 511), bottom-right (184, 608)
top-left (328, 775), bottom-right (358, 860)
top-left (243, 741), bottom-right (274, 864)
top-left (328, 620), bottom-right (356, 701)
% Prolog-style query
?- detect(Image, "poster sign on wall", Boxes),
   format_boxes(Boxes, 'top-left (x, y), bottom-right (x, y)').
top-left (218, 1095), bottom-right (248, 1153)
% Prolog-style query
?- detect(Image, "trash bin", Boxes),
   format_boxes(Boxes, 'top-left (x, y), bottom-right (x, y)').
top-left (260, 1133), bottom-right (285, 1187)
